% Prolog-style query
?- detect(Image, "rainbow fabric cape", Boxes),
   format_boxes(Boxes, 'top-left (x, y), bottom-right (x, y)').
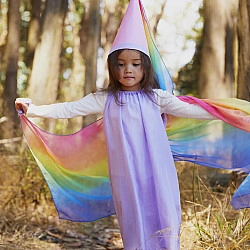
top-left (20, 98), bottom-right (250, 222)
top-left (19, 0), bottom-right (250, 222)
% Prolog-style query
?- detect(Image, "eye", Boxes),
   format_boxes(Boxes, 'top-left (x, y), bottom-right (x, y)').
top-left (118, 63), bottom-right (124, 67)
top-left (133, 63), bottom-right (141, 67)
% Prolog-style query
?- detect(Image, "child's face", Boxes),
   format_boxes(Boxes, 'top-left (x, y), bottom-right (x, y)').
top-left (117, 50), bottom-right (144, 91)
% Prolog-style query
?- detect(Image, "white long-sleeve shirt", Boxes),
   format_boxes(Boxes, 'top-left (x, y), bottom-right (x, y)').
top-left (27, 89), bottom-right (215, 120)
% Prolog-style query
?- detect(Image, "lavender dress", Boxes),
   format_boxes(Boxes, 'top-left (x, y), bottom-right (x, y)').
top-left (104, 90), bottom-right (181, 250)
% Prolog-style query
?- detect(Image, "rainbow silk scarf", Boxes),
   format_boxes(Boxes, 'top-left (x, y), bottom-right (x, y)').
top-left (19, 0), bottom-right (250, 222)
top-left (20, 97), bottom-right (250, 222)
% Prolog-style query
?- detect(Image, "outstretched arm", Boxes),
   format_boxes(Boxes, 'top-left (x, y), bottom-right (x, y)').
top-left (154, 89), bottom-right (216, 120)
top-left (15, 92), bottom-right (107, 119)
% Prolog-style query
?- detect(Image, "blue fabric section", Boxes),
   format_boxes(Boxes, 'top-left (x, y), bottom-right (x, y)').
top-left (168, 119), bottom-right (250, 209)
top-left (170, 121), bottom-right (250, 173)
top-left (232, 174), bottom-right (250, 209)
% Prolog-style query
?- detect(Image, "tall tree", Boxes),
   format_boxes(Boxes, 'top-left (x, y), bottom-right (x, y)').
top-left (0, 0), bottom-right (7, 89)
top-left (58, 0), bottom-right (85, 133)
top-left (28, 0), bottom-right (68, 107)
top-left (27, 0), bottom-right (43, 65)
top-left (198, 0), bottom-right (239, 187)
top-left (1, 0), bottom-right (21, 138)
top-left (80, 0), bottom-right (100, 126)
top-left (198, 0), bottom-right (237, 98)
top-left (237, 0), bottom-right (250, 101)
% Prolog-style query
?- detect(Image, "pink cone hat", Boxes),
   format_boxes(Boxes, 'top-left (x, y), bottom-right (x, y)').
top-left (109, 0), bottom-right (149, 56)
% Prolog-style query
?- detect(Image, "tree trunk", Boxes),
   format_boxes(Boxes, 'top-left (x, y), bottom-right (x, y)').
top-left (198, 0), bottom-right (235, 98)
top-left (1, 0), bottom-right (21, 139)
top-left (60, 0), bottom-right (85, 133)
top-left (27, 0), bottom-right (42, 66)
top-left (28, 0), bottom-right (68, 106)
top-left (231, 0), bottom-right (250, 190)
top-left (27, 0), bottom-right (68, 130)
top-left (81, 0), bottom-right (100, 126)
top-left (199, 0), bottom-right (239, 188)
top-left (237, 0), bottom-right (250, 101)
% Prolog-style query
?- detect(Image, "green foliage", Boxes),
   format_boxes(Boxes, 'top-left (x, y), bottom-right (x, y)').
top-left (74, 0), bottom-right (86, 15)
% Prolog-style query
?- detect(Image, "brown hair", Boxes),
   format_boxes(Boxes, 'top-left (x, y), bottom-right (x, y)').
top-left (106, 49), bottom-right (159, 104)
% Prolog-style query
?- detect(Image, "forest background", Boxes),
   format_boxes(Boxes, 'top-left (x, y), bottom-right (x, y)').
top-left (0, 0), bottom-right (250, 249)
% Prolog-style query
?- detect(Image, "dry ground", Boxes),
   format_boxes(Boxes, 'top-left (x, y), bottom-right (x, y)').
top-left (0, 144), bottom-right (249, 249)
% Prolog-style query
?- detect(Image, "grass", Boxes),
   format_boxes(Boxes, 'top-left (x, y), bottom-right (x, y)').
top-left (178, 162), bottom-right (250, 249)
top-left (0, 143), bottom-right (250, 249)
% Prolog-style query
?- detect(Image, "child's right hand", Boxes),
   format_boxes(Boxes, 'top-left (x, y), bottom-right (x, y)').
top-left (15, 98), bottom-right (31, 115)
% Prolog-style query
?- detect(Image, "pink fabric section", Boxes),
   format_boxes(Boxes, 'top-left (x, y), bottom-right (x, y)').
top-left (179, 96), bottom-right (250, 132)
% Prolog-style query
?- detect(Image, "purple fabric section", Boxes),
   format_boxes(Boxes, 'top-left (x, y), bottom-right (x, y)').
top-left (103, 91), bottom-right (181, 250)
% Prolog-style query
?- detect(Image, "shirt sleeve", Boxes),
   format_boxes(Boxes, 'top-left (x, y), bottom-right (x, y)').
top-left (26, 92), bottom-right (107, 119)
top-left (154, 89), bottom-right (216, 120)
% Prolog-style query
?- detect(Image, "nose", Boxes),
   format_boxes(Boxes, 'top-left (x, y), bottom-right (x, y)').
top-left (125, 65), bottom-right (132, 73)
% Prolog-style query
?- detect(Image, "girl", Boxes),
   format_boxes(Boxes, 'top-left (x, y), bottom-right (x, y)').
top-left (15, 48), bottom-right (215, 249)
